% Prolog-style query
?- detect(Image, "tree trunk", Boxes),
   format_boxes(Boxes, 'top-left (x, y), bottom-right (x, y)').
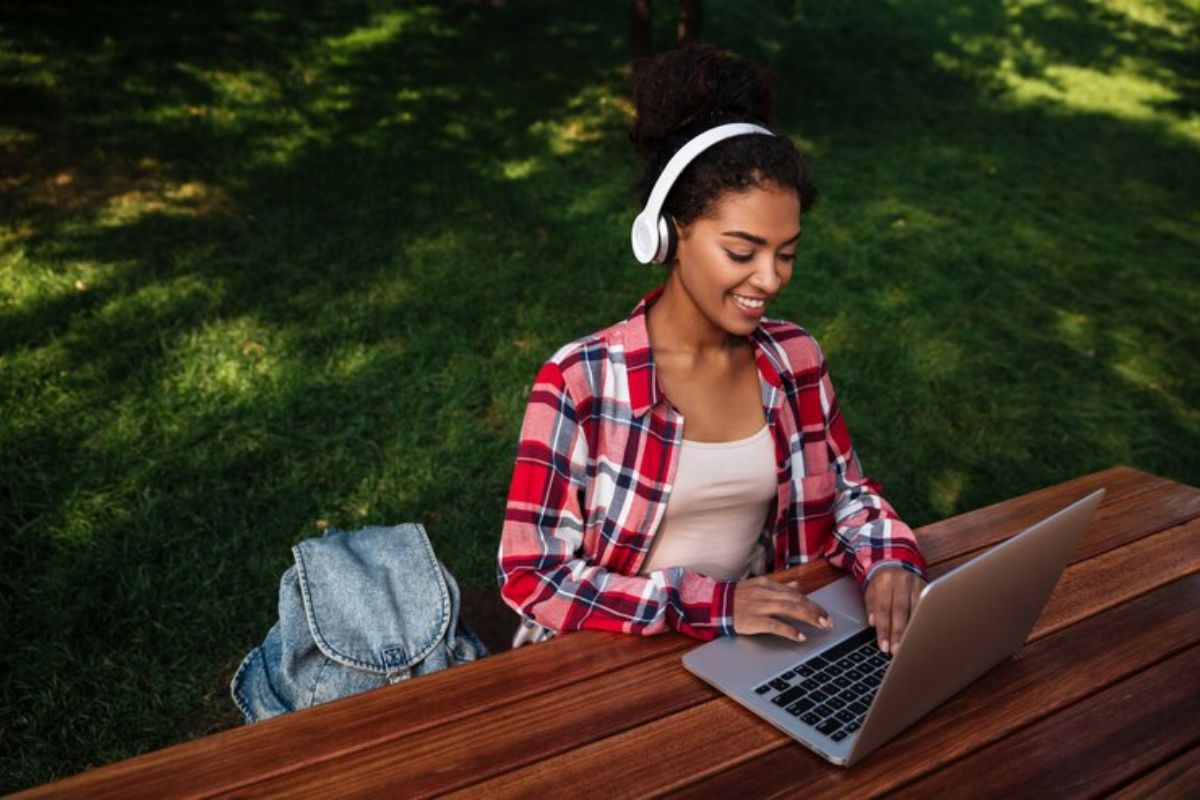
top-left (631, 0), bottom-right (652, 60)
top-left (678, 0), bottom-right (702, 44)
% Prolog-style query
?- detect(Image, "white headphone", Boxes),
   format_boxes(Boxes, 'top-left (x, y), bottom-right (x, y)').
top-left (630, 122), bottom-right (775, 265)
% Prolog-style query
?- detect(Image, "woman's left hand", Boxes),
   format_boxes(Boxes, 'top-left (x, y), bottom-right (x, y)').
top-left (864, 567), bottom-right (927, 655)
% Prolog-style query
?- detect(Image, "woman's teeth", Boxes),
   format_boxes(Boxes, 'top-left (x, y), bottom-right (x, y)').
top-left (733, 295), bottom-right (765, 310)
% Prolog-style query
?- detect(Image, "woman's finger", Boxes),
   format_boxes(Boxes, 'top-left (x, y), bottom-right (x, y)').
top-left (889, 585), bottom-right (911, 653)
top-left (756, 591), bottom-right (832, 629)
top-left (873, 591), bottom-right (893, 654)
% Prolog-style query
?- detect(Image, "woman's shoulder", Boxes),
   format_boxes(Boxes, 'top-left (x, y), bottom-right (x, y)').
top-left (530, 318), bottom-right (624, 398)
top-left (754, 317), bottom-right (827, 377)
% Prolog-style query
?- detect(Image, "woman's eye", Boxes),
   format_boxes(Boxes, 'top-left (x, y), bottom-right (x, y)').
top-left (779, 252), bottom-right (797, 262)
top-left (725, 250), bottom-right (754, 263)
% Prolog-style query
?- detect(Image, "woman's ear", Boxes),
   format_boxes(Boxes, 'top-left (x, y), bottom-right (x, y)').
top-left (663, 214), bottom-right (682, 265)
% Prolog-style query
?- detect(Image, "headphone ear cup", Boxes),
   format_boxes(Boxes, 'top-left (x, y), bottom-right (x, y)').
top-left (656, 215), bottom-right (677, 265)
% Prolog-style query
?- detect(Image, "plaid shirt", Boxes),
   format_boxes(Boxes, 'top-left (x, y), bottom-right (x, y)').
top-left (498, 286), bottom-right (926, 642)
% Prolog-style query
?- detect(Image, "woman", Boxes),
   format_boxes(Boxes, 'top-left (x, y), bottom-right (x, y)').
top-left (498, 44), bottom-right (927, 654)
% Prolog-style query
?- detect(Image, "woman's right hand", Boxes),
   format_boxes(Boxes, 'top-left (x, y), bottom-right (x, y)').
top-left (733, 576), bottom-right (834, 640)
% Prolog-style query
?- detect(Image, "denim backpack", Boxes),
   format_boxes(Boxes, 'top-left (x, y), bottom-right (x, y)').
top-left (231, 523), bottom-right (487, 723)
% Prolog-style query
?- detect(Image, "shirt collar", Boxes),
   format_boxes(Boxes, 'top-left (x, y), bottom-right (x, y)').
top-left (623, 285), bottom-right (786, 418)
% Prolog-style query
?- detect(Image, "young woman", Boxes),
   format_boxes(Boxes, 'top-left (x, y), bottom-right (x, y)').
top-left (498, 44), bottom-right (927, 654)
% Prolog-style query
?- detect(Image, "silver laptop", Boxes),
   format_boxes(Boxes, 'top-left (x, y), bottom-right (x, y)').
top-left (683, 488), bottom-right (1105, 766)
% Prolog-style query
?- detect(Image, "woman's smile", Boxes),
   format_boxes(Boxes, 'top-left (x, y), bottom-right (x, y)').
top-left (730, 292), bottom-right (769, 318)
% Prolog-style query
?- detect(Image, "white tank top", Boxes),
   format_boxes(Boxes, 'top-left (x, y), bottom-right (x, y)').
top-left (640, 424), bottom-right (777, 580)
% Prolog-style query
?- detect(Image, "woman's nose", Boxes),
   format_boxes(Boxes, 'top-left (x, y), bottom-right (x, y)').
top-left (750, 256), bottom-right (783, 294)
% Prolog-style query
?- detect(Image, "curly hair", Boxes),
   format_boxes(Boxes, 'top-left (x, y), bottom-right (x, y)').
top-left (629, 43), bottom-right (817, 231)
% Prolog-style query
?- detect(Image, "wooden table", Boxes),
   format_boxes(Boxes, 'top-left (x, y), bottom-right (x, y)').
top-left (20, 466), bottom-right (1200, 798)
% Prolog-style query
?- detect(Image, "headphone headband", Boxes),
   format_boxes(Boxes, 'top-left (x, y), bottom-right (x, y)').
top-left (631, 122), bottom-right (775, 264)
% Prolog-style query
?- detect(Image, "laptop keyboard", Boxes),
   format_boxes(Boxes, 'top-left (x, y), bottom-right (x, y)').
top-left (753, 628), bottom-right (891, 743)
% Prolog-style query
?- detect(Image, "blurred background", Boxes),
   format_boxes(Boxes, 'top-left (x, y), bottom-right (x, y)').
top-left (2, 0), bottom-right (1197, 789)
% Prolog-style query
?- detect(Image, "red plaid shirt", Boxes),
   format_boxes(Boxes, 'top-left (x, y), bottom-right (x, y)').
top-left (498, 286), bottom-right (926, 641)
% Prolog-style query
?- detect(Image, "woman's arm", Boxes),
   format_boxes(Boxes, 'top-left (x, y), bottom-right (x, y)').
top-left (498, 356), bottom-right (736, 640)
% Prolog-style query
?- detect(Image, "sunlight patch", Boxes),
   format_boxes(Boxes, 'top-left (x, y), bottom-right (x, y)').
top-left (929, 469), bottom-right (968, 517)
top-left (96, 179), bottom-right (235, 226)
top-left (529, 80), bottom-right (633, 156)
top-left (326, 10), bottom-right (416, 53)
top-left (1053, 309), bottom-right (1096, 358)
top-left (164, 317), bottom-right (286, 403)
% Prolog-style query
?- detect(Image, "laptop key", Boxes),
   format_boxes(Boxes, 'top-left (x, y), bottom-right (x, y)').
top-left (809, 655), bottom-right (830, 668)
top-left (801, 711), bottom-right (822, 726)
top-left (769, 678), bottom-right (790, 692)
top-left (849, 701), bottom-right (869, 715)
top-left (808, 690), bottom-right (829, 704)
top-left (787, 698), bottom-right (815, 716)
top-left (844, 667), bottom-right (864, 681)
top-left (838, 688), bottom-right (857, 703)
top-left (847, 652), bottom-right (866, 664)
top-left (816, 718), bottom-right (842, 736)
top-left (844, 721), bottom-right (861, 733)
top-left (813, 704), bottom-right (834, 718)
top-left (799, 678), bottom-right (820, 692)
top-left (833, 676), bottom-right (852, 689)
top-left (797, 664), bottom-right (816, 677)
top-left (836, 709), bottom-right (856, 723)
top-left (864, 673), bottom-right (881, 688)
top-left (820, 628), bottom-right (877, 662)
top-left (825, 664), bottom-right (845, 677)
top-left (851, 681), bottom-right (870, 695)
top-left (772, 686), bottom-right (806, 707)
top-left (780, 670), bottom-right (795, 680)
top-left (826, 696), bottom-right (846, 710)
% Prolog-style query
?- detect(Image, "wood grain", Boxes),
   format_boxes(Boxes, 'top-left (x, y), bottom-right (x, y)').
top-left (12, 629), bottom-right (690, 799)
top-left (218, 651), bottom-right (721, 798)
top-left (456, 572), bottom-right (1200, 799)
top-left (914, 466), bottom-right (1166, 564)
top-left (886, 645), bottom-right (1200, 799)
top-left (927, 477), bottom-right (1200, 578)
top-left (1107, 744), bottom-right (1200, 799)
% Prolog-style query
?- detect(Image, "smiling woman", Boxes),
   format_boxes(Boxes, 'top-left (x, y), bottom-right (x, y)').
top-left (497, 43), bottom-right (928, 655)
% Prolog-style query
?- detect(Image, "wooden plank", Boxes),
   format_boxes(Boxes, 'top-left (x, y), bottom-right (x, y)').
top-left (887, 645), bottom-right (1200, 799)
top-left (913, 465), bottom-right (1166, 564)
top-left (1032, 516), bottom-right (1200, 637)
top-left (449, 572), bottom-right (1200, 799)
top-left (926, 478), bottom-right (1200, 579)
top-left (1107, 745), bottom-right (1200, 799)
top-left (12, 630), bottom-right (690, 800)
top-left (216, 650), bottom-right (721, 798)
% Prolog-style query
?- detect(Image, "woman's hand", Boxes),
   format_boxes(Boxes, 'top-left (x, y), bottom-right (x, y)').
top-left (733, 576), bottom-right (834, 640)
top-left (864, 567), bottom-right (927, 655)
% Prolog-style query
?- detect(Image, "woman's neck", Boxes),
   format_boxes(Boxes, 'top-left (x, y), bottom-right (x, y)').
top-left (647, 270), bottom-right (748, 361)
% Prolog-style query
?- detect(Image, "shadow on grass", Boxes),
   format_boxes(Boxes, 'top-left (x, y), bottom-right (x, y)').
top-left (0, 0), bottom-right (1197, 789)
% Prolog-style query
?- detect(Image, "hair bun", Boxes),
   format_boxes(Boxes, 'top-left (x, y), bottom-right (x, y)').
top-left (629, 43), bottom-right (775, 163)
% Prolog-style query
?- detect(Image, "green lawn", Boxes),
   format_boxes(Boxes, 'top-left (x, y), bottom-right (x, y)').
top-left (2, 0), bottom-right (1197, 789)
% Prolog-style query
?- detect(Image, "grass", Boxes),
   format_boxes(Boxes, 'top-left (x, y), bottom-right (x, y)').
top-left (2, 0), bottom-right (1198, 789)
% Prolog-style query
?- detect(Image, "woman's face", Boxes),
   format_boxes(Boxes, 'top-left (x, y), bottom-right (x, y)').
top-left (671, 182), bottom-right (802, 339)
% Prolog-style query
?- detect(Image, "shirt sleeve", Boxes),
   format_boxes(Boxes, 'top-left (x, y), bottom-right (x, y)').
top-left (813, 342), bottom-right (928, 588)
top-left (497, 357), bottom-right (737, 641)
